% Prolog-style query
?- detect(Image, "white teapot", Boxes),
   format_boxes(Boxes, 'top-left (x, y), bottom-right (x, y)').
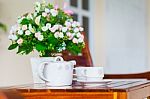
top-left (38, 56), bottom-right (76, 86)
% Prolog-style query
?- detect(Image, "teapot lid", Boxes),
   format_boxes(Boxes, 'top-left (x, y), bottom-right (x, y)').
top-left (52, 56), bottom-right (76, 65)
top-left (54, 56), bottom-right (64, 62)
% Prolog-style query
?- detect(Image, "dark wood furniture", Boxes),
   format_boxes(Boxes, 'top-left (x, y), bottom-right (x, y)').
top-left (7, 79), bottom-right (150, 99)
top-left (104, 71), bottom-right (150, 80)
top-left (0, 90), bottom-right (24, 99)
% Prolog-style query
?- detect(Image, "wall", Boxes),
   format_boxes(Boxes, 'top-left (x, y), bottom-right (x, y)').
top-left (104, 0), bottom-right (148, 74)
top-left (93, 0), bottom-right (106, 66)
top-left (147, 0), bottom-right (150, 70)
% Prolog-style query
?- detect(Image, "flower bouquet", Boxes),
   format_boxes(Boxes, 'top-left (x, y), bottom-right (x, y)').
top-left (8, 1), bottom-right (85, 57)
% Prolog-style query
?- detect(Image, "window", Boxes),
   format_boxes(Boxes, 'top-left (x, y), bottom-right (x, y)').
top-left (82, 0), bottom-right (89, 11)
top-left (65, 0), bottom-right (94, 53)
top-left (70, 0), bottom-right (78, 7)
top-left (82, 16), bottom-right (89, 39)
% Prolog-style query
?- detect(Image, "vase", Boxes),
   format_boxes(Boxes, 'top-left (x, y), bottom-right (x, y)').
top-left (30, 56), bottom-right (76, 86)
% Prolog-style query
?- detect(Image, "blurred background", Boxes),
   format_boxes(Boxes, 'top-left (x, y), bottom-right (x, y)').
top-left (0, 0), bottom-right (150, 86)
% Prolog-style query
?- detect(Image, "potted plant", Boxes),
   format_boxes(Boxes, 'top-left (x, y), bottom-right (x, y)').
top-left (8, 1), bottom-right (85, 57)
top-left (8, 1), bottom-right (85, 85)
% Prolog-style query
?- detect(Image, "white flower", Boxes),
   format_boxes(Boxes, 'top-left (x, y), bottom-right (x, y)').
top-left (34, 12), bottom-right (37, 17)
top-left (17, 18), bottom-right (22, 24)
top-left (65, 21), bottom-right (71, 27)
top-left (62, 47), bottom-right (66, 50)
top-left (35, 32), bottom-right (41, 38)
top-left (35, 2), bottom-right (41, 12)
top-left (58, 25), bottom-right (63, 30)
top-left (25, 30), bottom-right (31, 35)
top-left (45, 8), bottom-right (50, 13)
top-left (27, 14), bottom-right (33, 20)
top-left (35, 2), bottom-right (40, 7)
top-left (72, 33), bottom-right (76, 36)
top-left (49, 25), bottom-right (59, 32)
top-left (35, 15), bottom-right (41, 25)
top-left (17, 16), bottom-right (25, 23)
top-left (49, 28), bottom-right (55, 33)
top-left (74, 28), bottom-right (79, 33)
top-left (78, 37), bottom-right (84, 43)
top-left (76, 22), bottom-right (81, 26)
top-left (79, 27), bottom-right (84, 32)
top-left (38, 35), bottom-right (44, 41)
top-left (42, 12), bottom-right (47, 17)
top-left (17, 38), bottom-right (23, 44)
top-left (10, 24), bottom-right (18, 34)
top-left (46, 23), bottom-right (51, 28)
top-left (22, 25), bottom-right (27, 31)
top-left (67, 32), bottom-right (73, 40)
top-left (35, 7), bottom-right (40, 13)
top-left (58, 48), bottom-right (63, 52)
top-left (68, 19), bottom-right (73, 23)
top-left (29, 24), bottom-right (35, 33)
top-left (50, 9), bottom-right (58, 17)
top-left (54, 32), bottom-right (59, 38)
top-left (8, 34), bottom-right (18, 41)
top-left (59, 32), bottom-right (64, 38)
top-left (66, 32), bottom-right (71, 37)
top-left (62, 42), bottom-right (66, 46)
top-left (53, 25), bottom-right (59, 30)
top-left (72, 21), bottom-right (77, 27)
top-left (42, 26), bottom-right (48, 31)
top-left (18, 30), bottom-right (23, 35)
top-left (76, 32), bottom-right (82, 38)
top-left (72, 38), bottom-right (78, 44)
top-left (62, 27), bottom-right (68, 32)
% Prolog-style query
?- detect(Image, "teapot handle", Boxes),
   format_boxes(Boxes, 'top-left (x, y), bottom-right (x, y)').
top-left (38, 56), bottom-right (64, 82)
top-left (38, 62), bottom-right (50, 82)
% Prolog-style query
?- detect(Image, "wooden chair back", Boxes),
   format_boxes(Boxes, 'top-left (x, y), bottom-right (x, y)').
top-left (104, 71), bottom-right (150, 80)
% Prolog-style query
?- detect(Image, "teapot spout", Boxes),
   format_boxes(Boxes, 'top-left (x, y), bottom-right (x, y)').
top-left (69, 60), bottom-right (76, 65)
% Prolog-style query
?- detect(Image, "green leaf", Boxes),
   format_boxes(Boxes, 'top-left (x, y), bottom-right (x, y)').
top-left (17, 46), bottom-right (24, 54)
top-left (25, 47), bottom-right (33, 54)
top-left (21, 18), bottom-right (30, 25)
top-left (8, 43), bottom-right (18, 50)
top-left (35, 44), bottom-right (47, 51)
top-left (0, 22), bottom-right (7, 32)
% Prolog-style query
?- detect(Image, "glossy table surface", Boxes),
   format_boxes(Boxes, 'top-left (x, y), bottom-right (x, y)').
top-left (6, 79), bottom-right (150, 92)
top-left (4, 79), bottom-right (150, 99)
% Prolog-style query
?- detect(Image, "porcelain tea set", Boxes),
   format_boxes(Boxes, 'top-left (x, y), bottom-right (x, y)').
top-left (38, 56), bottom-right (104, 86)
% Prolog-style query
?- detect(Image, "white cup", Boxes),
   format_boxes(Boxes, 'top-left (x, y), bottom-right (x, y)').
top-left (74, 67), bottom-right (104, 81)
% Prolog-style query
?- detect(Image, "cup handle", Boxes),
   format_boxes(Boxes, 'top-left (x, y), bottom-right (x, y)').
top-left (73, 68), bottom-right (87, 77)
top-left (73, 68), bottom-right (77, 80)
top-left (38, 62), bottom-right (50, 82)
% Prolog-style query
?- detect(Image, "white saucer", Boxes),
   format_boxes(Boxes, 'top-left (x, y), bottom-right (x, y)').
top-left (76, 79), bottom-right (112, 83)
top-left (47, 86), bottom-right (72, 89)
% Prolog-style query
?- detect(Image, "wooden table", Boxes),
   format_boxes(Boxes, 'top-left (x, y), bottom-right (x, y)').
top-left (7, 79), bottom-right (150, 99)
